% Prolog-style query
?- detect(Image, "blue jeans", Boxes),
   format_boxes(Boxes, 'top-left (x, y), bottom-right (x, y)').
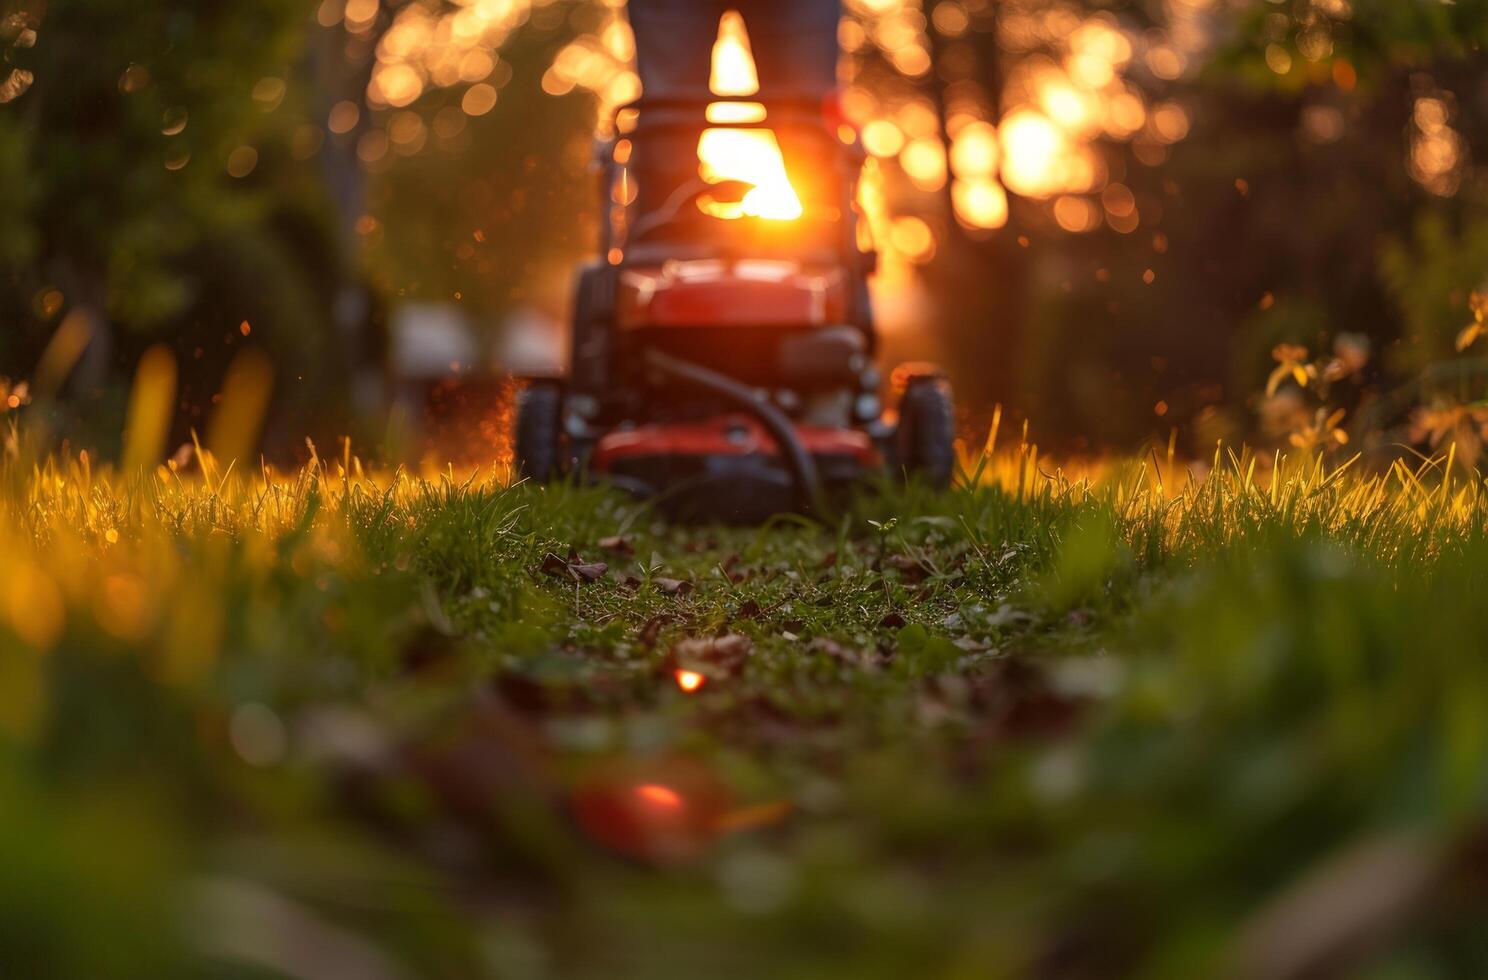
top-left (626, 0), bottom-right (841, 103)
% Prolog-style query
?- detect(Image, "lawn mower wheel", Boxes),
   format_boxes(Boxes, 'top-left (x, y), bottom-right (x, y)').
top-left (896, 376), bottom-right (955, 489)
top-left (514, 380), bottom-right (563, 483)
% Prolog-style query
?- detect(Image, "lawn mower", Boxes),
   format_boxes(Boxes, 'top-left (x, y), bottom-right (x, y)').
top-left (513, 92), bottom-right (954, 522)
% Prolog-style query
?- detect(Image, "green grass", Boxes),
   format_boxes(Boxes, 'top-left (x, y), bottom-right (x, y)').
top-left (4, 447), bottom-right (1488, 979)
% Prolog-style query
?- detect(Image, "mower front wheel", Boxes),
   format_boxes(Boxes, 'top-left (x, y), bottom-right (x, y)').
top-left (514, 380), bottom-right (563, 483)
top-left (896, 376), bottom-right (955, 489)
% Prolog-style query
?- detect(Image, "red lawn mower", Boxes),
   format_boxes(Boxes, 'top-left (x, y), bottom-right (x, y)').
top-left (513, 90), bottom-right (954, 522)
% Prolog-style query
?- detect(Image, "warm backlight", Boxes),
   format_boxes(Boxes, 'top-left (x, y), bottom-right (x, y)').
top-left (675, 668), bottom-right (707, 692)
top-left (708, 11), bottom-right (759, 97)
top-left (698, 10), bottom-right (803, 221)
top-left (697, 129), bottom-right (804, 220)
top-left (705, 101), bottom-right (767, 124)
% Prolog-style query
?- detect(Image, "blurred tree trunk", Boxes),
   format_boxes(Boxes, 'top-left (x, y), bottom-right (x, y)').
top-left (306, 23), bottom-right (375, 264)
top-left (922, 0), bottom-right (1032, 415)
top-left (17, 27), bottom-right (112, 397)
top-left (304, 17), bottom-right (387, 416)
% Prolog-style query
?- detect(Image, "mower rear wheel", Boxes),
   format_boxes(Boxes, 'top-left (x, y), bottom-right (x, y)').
top-left (514, 381), bottom-right (563, 483)
top-left (896, 377), bottom-right (955, 489)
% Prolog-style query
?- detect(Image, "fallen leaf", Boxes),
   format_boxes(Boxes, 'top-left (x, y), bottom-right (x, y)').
top-left (653, 577), bottom-right (693, 596)
top-left (987, 603), bottom-right (1034, 627)
top-left (639, 614), bottom-right (673, 650)
top-left (540, 551), bottom-right (608, 584)
top-left (810, 636), bottom-right (879, 668)
top-left (598, 535), bottom-right (635, 556)
top-left (1227, 830), bottom-right (1440, 980)
top-left (571, 562), bottom-right (608, 582)
top-left (966, 658), bottom-right (1084, 739)
top-left (810, 636), bottom-right (850, 659)
top-left (673, 633), bottom-right (752, 672)
top-left (887, 553), bottom-right (932, 582)
top-left (720, 553), bottom-right (749, 583)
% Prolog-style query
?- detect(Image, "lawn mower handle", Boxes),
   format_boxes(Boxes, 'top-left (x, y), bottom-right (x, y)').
top-left (642, 349), bottom-right (827, 518)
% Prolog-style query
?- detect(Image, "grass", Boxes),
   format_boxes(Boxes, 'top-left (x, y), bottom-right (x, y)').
top-left (4, 441), bottom-right (1488, 979)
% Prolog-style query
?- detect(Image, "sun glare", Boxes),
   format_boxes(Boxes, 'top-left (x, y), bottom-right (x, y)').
top-left (709, 11), bottom-right (760, 97)
top-left (705, 101), bottom-right (767, 124)
top-left (697, 10), bottom-right (804, 221)
top-left (697, 129), bottom-right (804, 220)
top-left (998, 110), bottom-right (1069, 198)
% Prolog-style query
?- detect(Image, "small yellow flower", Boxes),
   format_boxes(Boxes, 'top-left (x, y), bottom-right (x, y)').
top-left (1409, 399), bottom-right (1488, 468)
top-left (1288, 407), bottom-right (1348, 452)
top-left (1456, 291), bottom-right (1488, 351)
top-left (1267, 344), bottom-right (1314, 396)
top-left (1322, 333), bottom-right (1370, 381)
top-left (1470, 290), bottom-right (1488, 320)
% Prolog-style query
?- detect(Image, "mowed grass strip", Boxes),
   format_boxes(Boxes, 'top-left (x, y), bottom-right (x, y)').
top-left (2, 448), bottom-right (1488, 978)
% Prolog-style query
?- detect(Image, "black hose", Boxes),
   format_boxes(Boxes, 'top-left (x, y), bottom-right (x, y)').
top-left (627, 178), bottom-right (753, 243)
top-left (642, 349), bottom-right (827, 518)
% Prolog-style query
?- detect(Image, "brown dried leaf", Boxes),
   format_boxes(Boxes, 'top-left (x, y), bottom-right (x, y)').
top-left (598, 535), bottom-right (635, 556)
top-left (717, 553), bottom-right (749, 583)
top-left (887, 553), bottom-right (931, 582)
top-left (639, 614), bottom-right (673, 650)
top-left (540, 551), bottom-right (608, 583)
top-left (653, 577), bottom-right (693, 596)
top-left (810, 636), bottom-right (867, 667)
top-left (673, 633), bottom-right (753, 672)
top-left (1227, 831), bottom-right (1440, 980)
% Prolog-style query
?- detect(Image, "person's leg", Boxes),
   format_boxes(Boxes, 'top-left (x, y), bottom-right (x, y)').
top-left (732, 0), bottom-right (844, 226)
top-left (626, 0), bottom-right (728, 101)
top-left (738, 0), bottom-right (841, 103)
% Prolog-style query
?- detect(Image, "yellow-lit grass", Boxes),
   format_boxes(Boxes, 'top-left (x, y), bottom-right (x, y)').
top-left (0, 406), bottom-right (1482, 734)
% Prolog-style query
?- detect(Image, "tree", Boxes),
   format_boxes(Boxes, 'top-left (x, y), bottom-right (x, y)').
top-left (0, 0), bottom-right (374, 458)
top-left (1, 0), bottom-right (311, 371)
